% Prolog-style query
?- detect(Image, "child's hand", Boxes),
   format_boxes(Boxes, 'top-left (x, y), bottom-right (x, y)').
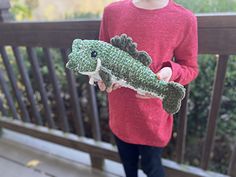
top-left (136, 93), bottom-right (156, 99)
top-left (97, 80), bottom-right (121, 93)
top-left (156, 67), bottom-right (172, 82)
top-left (136, 67), bottom-right (172, 99)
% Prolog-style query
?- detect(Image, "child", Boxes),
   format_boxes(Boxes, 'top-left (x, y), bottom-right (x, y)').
top-left (98, 0), bottom-right (199, 176)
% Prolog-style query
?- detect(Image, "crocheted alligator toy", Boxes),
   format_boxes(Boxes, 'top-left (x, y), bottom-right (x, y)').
top-left (66, 34), bottom-right (185, 114)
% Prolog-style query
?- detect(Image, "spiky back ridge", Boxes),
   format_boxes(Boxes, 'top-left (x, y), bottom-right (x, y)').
top-left (110, 34), bottom-right (152, 66)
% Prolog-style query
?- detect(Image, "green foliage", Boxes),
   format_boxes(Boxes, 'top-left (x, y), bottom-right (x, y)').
top-left (9, 0), bottom-right (236, 21)
top-left (65, 12), bottom-right (100, 20)
top-left (10, 4), bottom-right (31, 20)
top-left (176, 55), bottom-right (236, 173)
top-left (182, 55), bottom-right (216, 166)
top-left (9, 1), bottom-right (42, 20)
top-left (211, 56), bottom-right (236, 173)
top-left (188, 55), bottom-right (216, 136)
top-left (217, 57), bottom-right (236, 139)
top-left (10, 0), bottom-right (38, 20)
top-left (175, 0), bottom-right (236, 13)
top-left (164, 55), bottom-right (236, 174)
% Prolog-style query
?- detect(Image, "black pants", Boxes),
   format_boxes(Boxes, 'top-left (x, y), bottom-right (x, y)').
top-left (114, 135), bottom-right (165, 177)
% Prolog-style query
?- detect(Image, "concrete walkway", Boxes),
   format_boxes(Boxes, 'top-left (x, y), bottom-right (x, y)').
top-left (0, 137), bottom-right (119, 177)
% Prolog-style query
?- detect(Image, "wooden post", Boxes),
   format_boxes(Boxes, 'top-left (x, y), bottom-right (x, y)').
top-left (0, 0), bottom-right (13, 22)
top-left (0, 123), bottom-right (2, 137)
top-left (200, 55), bottom-right (229, 170)
top-left (87, 84), bottom-right (104, 170)
top-left (176, 85), bottom-right (190, 163)
top-left (229, 143), bottom-right (236, 177)
top-left (0, 0), bottom-right (12, 136)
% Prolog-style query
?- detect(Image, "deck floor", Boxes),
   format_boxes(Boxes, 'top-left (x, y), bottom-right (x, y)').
top-left (0, 129), bottom-right (229, 177)
top-left (0, 137), bottom-right (119, 177)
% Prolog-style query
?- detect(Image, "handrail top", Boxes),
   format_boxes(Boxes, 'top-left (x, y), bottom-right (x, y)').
top-left (0, 12), bottom-right (236, 23)
top-left (196, 12), bottom-right (236, 16)
top-left (0, 15), bottom-right (236, 54)
top-left (0, 13), bottom-right (236, 29)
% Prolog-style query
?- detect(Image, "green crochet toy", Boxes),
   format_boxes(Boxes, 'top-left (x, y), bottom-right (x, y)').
top-left (66, 34), bottom-right (185, 114)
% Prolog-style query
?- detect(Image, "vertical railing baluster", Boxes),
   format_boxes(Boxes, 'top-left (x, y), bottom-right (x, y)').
top-left (0, 96), bottom-right (6, 135)
top-left (0, 97), bottom-right (7, 116)
top-left (60, 49), bottom-right (85, 136)
top-left (87, 84), bottom-right (101, 141)
top-left (0, 0), bottom-right (13, 22)
top-left (200, 55), bottom-right (229, 170)
top-left (27, 47), bottom-right (55, 129)
top-left (0, 46), bottom-right (30, 122)
top-left (87, 83), bottom-right (103, 169)
top-left (43, 48), bottom-right (69, 132)
top-left (229, 143), bottom-right (236, 177)
top-left (176, 85), bottom-right (190, 163)
top-left (0, 68), bottom-right (19, 119)
top-left (12, 46), bottom-right (42, 125)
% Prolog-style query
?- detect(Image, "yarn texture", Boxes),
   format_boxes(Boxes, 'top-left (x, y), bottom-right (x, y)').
top-left (66, 34), bottom-right (185, 114)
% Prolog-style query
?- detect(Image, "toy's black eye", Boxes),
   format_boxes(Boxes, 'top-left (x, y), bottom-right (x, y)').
top-left (91, 51), bottom-right (97, 58)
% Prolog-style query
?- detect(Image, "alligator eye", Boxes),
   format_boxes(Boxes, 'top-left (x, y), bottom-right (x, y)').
top-left (91, 51), bottom-right (97, 58)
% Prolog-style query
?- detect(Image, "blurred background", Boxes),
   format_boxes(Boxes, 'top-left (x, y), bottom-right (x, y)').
top-left (10, 0), bottom-right (236, 21)
top-left (1, 0), bottom-right (236, 175)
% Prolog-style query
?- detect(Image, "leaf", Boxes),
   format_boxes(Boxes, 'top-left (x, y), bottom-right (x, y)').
top-left (26, 160), bottom-right (41, 168)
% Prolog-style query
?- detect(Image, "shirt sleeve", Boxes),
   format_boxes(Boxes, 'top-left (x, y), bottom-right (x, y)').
top-left (99, 8), bottom-right (110, 43)
top-left (162, 14), bottom-right (199, 86)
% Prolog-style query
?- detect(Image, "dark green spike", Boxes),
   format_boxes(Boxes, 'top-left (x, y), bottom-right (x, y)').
top-left (137, 51), bottom-right (152, 66)
top-left (110, 34), bottom-right (151, 66)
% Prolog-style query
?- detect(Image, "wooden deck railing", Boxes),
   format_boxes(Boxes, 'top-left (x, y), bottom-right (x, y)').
top-left (0, 3), bottom-right (236, 176)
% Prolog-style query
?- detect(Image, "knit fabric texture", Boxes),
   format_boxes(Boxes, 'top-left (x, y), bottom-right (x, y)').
top-left (66, 34), bottom-right (186, 114)
top-left (99, 0), bottom-right (198, 147)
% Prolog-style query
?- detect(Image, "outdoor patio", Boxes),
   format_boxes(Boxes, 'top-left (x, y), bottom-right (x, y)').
top-left (0, 129), bottom-right (123, 177)
top-left (0, 0), bottom-right (236, 177)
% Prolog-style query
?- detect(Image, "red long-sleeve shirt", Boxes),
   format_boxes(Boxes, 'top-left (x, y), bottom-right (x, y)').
top-left (99, 0), bottom-right (198, 147)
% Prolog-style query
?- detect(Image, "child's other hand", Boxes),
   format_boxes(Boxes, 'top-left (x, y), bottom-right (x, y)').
top-left (136, 67), bottom-right (172, 99)
top-left (136, 93), bottom-right (156, 99)
top-left (156, 67), bottom-right (172, 82)
top-left (97, 80), bottom-right (121, 93)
